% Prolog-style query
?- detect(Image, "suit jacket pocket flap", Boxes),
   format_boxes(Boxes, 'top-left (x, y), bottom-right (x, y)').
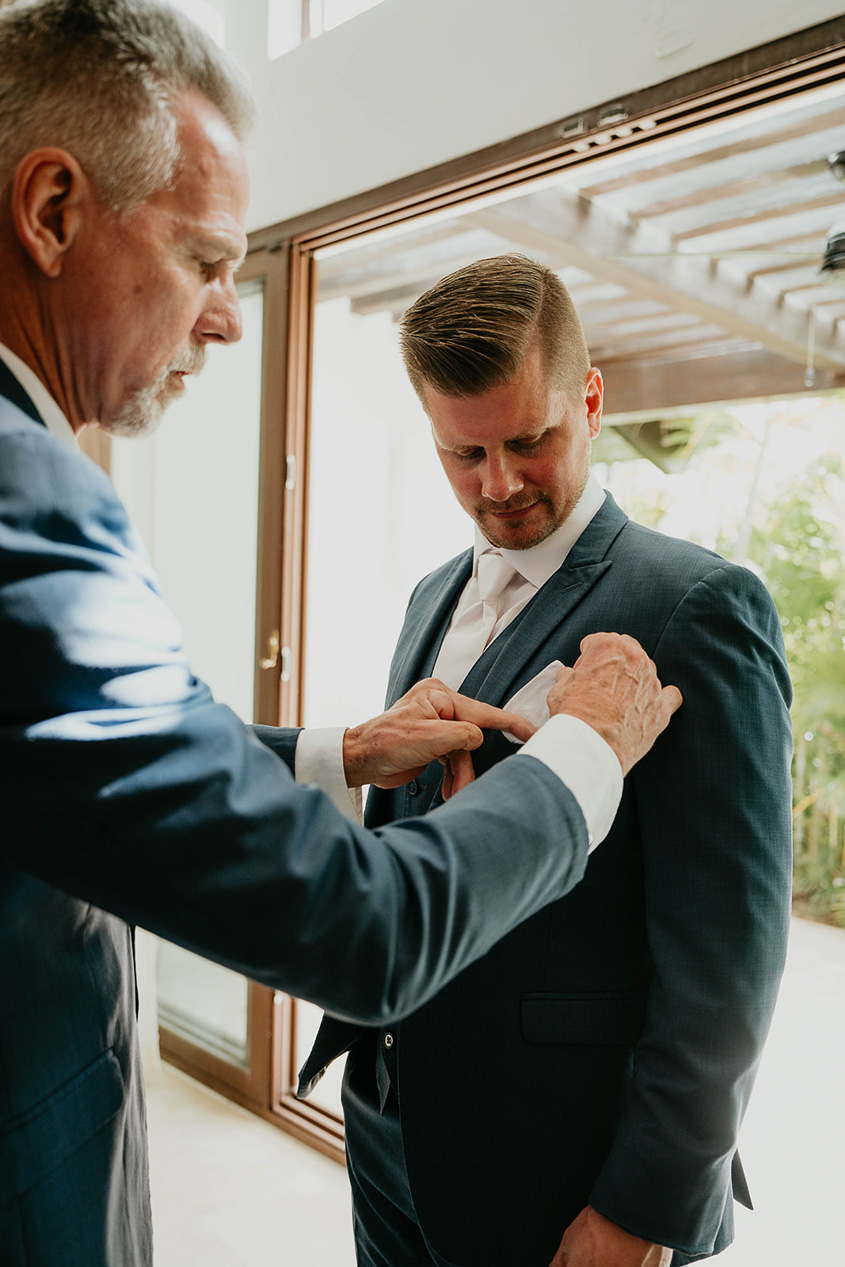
top-left (521, 992), bottom-right (647, 1046)
top-left (0, 1048), bottom-right (124, 1204)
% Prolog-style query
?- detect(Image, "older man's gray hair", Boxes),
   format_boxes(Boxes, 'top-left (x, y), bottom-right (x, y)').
top-left (0, 0), bottom-right (254, 212)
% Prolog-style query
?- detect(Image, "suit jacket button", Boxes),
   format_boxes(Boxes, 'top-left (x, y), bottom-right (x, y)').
top-left (384, 1033), bottom-right (394, 1048)
top-left (408, 780), bottom-right (419, 796)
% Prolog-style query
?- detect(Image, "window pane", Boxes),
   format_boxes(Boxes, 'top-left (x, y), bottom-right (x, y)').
top-left (268, 0), bottom-right (388, 57)
top-left (151, 282), bottom-right (264, 724)
top-left (153, 281), bottom-right (265, 1067)
top-left (168, 0), bottom-right (225, 46)
top-left (305, 295), bottom-right (467, 728)
top-left (268, 0), bottom-right (303, 60)
top-left (157, 944), bottom-right (251, 1067)
top-left (319, 0), bottom-right (388, 35)
top-left (300, 79), bottom-right (845, 1221)
top-left (295, 998), bottom-right (346, 1117)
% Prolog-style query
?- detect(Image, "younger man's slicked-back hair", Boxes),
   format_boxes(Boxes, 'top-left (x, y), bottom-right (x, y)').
top-left (399, 254), bottom-right (590, 405)
top-left (0, 0), bottom-right (254, 212)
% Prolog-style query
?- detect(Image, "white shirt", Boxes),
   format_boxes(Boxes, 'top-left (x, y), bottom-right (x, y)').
top-left (298, 475), bottom-right (623, 845)
top-left (0, 342), bottom-right (77, 449)
top-left (433, 476), bottom-right (607, 684)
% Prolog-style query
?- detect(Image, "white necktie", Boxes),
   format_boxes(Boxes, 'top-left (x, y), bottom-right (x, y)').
top-left (433, 551), bottom-right (515, 691)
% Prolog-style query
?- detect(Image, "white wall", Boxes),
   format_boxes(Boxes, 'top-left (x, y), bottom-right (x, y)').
top-left (229, 0), bottom-right (845, 231)
top-left (116, 0), bottom-right (845, 638)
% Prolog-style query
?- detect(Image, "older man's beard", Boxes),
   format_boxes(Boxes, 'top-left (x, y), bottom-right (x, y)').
top-left (106, 346), bottom-right (207, 438)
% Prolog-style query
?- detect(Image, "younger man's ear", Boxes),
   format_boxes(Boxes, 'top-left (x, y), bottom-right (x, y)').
top-left (12, 148), bottom-right (90, 278)
top-left (585, 367), bottom-right (603, 438)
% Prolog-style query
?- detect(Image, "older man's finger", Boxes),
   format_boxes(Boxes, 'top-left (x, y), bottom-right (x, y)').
top-left (449, 695), bottom-right (536, 744)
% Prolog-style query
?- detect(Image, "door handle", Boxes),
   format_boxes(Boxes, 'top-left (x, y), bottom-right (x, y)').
top-left (259, 629), bottom-right (280, 670)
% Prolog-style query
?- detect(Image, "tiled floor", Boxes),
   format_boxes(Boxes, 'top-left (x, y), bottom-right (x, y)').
top-left (146, 916), bottom-right (843, 1265)
top-left (716, 915), bottom-right (844, 1265)
top-left (146, 1068), bottom-right (356, 1266)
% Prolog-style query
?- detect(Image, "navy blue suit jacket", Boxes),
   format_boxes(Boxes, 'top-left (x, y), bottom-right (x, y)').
top-left (0, 362), bottom-right (597, 1266)
top-left (301, 494), bottom-right (793, 1266)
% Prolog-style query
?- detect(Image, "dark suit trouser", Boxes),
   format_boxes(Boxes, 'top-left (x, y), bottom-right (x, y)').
top-left (343, 1035), bottom-right (690, 1267)
top-left (343, 1036), bottom-right (459, 1267)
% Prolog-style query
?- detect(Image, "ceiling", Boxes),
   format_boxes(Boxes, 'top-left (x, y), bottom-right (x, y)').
top-left (316, 77), bottom-right (845, 429)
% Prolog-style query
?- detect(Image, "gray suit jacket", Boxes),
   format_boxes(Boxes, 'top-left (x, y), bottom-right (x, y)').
top-left (302, 494), bottom-right (793, 1266)
top-left (0, 360), bottom-right (595, 1266)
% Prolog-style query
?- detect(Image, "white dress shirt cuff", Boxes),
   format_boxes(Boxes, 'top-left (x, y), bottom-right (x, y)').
top-left (515, 714), bottom-right (623, 850)
top-left (295, 727), bottom-right (362, 823)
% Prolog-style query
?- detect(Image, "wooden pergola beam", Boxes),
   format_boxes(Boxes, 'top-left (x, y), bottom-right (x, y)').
top-left (464, 195), bottom-right (845, 369)
top-left (602, 345), bottom-right (845, 415)
top-left (634, 159), bottom-right (827, 220)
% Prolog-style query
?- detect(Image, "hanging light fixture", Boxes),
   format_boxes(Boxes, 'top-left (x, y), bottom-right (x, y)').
top-left (820, 151), bottom-right (845, 279)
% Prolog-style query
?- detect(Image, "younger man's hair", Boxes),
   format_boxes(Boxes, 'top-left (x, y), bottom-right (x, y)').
top-left (399, 254), bottom-right (590, 404)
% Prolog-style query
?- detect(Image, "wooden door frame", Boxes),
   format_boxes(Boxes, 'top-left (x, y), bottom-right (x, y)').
top-left (158, 246), bottom-right (295, 1120)
top-left (174, 16), bottom-right (845, 1162)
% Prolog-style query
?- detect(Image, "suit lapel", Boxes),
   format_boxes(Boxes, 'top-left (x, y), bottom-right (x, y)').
top-left (305, 496), bottom-right (631, 1078)
top-left (458, 493), bottom-right (629, 707)
top-left (407, 495), bottom-right (630, 816)
top-left (389, 495), bottom-right (630, 711)
top-left (386, 549), bottom-right (473, 703)
top-left (0, 357), bottom-right (45, 426)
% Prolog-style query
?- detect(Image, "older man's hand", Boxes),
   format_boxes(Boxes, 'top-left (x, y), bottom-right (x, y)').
top-left (548, 633), bottom-right (682, 777)
top-left (343, 678), bottom-right (536, 792)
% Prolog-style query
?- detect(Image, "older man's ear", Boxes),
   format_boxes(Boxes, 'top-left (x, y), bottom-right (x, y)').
top-left (11, 148), bottom-right (89, 278)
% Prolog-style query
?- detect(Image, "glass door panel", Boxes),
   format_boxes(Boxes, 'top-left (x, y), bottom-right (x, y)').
top-left (157, 945), bottom-right (251, 1068)
top-left (297, 250), bottom-right (472, 1147)
top-left (293, 998), bottom-right (345, 1118)
top-left (152, 280), bottom-right (264, 1068)
top-left (304, 296), bottom-right (468, 730)
top-left (299, 75), bottom-right (845, 1143)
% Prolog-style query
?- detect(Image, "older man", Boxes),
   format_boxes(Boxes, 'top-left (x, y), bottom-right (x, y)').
top-left (300, 256), bottom-right (793, 1267)
top-left (0, 5), bottom-right (679, 1265)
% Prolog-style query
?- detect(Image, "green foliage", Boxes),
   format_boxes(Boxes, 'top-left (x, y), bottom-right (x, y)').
top-left (743, 454), bottom-right (845, 925)
top-left (605, 399), bottom-right (845, 924)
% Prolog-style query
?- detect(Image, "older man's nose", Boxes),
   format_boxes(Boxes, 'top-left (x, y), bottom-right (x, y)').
top-left (196, 278), bottom-right (243, 345)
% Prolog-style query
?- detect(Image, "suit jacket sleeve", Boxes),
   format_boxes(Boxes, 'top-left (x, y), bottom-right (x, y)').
top-left (0, 422), bottom-right (592, 1026)
top-left (589, 563), bottom-right (793, 1257)
top-left (251, 724), bottom-right (299, 773)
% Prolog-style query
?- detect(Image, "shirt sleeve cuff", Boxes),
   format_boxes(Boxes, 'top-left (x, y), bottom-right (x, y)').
top-left (515, 714), bottom-right (623, 850)
top-left (294, 727), bottom-right (362, 823)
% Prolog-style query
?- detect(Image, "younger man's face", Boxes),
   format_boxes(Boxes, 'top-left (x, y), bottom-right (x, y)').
top-left (425, 345), bottom-right (603, 550)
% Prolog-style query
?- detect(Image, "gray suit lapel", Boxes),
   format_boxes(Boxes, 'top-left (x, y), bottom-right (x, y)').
top-left (0, 358), bottom-right (45, 426)
top-left (303, 497), bottom-right (630, 1072)
top-left (386, 549), bottom-right (473, 702)
top-left (407, 495), bottom-right (630, 816)
top-left (458, 493), bottom-right (629, 708)
top-left (388, 493), bottom-right (629, 709)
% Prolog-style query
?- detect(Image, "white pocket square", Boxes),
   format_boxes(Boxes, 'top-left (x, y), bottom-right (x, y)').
top-left (503, 660), bottom-right (565, 743)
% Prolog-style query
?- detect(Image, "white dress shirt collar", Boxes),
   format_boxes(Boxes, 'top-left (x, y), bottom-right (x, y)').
top-left (473, 473), bottom-right (606, 588)
top-left (0, 342), bottom-right (77, 449)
